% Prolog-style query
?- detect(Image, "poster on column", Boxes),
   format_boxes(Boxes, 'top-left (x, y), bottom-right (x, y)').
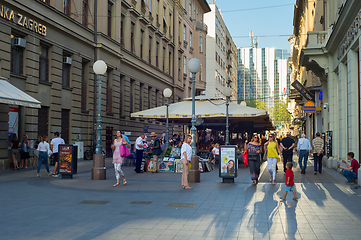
top-left (8, 106), bottom-right (19, 136)
top-left (219, 146), bottom-right (238, 178)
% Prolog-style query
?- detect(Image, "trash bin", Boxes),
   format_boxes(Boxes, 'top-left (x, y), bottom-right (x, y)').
top-left (58, 144), bottom-right (78, 179)
top-left (219, 146), bottom-right (238, 183)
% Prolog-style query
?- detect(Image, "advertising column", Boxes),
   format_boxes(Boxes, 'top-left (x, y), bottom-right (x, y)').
top-left (219, 146), bottom-right (238, 183)
top-left (58, 144), bottom-right (78, 179)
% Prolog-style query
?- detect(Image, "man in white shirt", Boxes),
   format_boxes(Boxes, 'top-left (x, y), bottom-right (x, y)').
top-left (135, 133), bottom-right (146, 173)
top-left (51, 132), bottom-right (65, 177)
top-left (296, 134), bottom-right (312, 174)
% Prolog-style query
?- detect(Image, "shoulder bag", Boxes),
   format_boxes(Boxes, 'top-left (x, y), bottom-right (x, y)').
top-left (120, 145), bottom-right (131, 157)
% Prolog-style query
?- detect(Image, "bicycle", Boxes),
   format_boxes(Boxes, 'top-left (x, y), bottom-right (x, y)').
top-left (84, 145), bottom-right (105, 160)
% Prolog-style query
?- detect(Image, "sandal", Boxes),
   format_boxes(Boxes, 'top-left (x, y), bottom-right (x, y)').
top-left (292, 197), bottom-right (298, 201)
top-left (113, 183), bottom-right (120, 187)
top-left (252, 180), bottom-right (256, 185)
top-left (269, 179), bottom-right (272, 182)
top-left (123, 179), bottom-right (127, 185)
top-left (184, 186), bottom-right (193, 189)
top-left (280, 197), bottom-right (286, 201)
top-left (272, 181), bottom-right (275, 185)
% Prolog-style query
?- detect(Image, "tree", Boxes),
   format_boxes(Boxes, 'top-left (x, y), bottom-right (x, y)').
top-left (270, 98), bottom-right (291, 128)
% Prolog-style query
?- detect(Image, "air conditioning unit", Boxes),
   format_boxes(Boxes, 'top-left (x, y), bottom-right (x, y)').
top-left (63, 57), bottom-right (72, 65)
top-left (14, 38), bottom-right (26, 48)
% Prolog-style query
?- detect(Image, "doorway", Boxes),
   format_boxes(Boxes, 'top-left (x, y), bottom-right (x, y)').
top-left (106, 127), bottom-right (113, 158)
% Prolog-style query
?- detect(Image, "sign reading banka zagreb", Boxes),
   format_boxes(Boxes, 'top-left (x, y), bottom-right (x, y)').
top-left (291, 80), bottom-right (315, 101)
top-left (0, 5), bottom-right (47, 36)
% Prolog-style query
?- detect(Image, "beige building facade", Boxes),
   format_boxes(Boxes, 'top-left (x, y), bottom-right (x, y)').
top-left (290, 0), bottom-right (361, 162)
top-left (0, 0), bottom-right (210, 170)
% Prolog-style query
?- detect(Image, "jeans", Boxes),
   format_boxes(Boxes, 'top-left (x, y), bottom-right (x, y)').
top-left (135, 150), bottom-right (143, 173)
top-left (298, 150), bottom-right (309, 171)
top-left (342, 169), bottom-right (358, 182)
top-left (313, 153), bottom-right (323, 173)
top-left (37, 151), bottom-right (49, 174)
top-left (267, 158), bottom-right (277, 180)
top-left (282, 153), bottom-right (293, 172)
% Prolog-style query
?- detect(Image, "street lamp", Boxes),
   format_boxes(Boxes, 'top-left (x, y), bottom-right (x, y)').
top-left (187, 58), bottom-right (201, 156)
top-left (224, 87), bottom-right (232, 145)
top-left (93, 60), bottom-right (107, 155)
top-left (163, 88), bottom-right (172, 150)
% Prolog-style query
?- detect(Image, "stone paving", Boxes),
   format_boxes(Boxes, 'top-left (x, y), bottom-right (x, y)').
top-left (1, 156), bottom-right (361, 240)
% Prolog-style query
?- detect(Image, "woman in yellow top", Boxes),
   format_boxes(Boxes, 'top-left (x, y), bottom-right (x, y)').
top-left (264, 133), bottom-right (282, 185)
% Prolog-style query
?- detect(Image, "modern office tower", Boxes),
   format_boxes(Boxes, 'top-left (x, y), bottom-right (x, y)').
top-left (237, 47), bottom-right (290, 108)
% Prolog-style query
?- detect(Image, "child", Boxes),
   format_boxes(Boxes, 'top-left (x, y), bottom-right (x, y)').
top-left (281, 162), bottom-right (298, 201)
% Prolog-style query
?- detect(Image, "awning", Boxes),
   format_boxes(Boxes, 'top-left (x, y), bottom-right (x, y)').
top-left (0, 78), bottom-right (41, 108)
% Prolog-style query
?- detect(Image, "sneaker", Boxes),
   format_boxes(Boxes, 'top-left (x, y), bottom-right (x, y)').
top-left (292, 197), bottom-right (298, 201)
top-left (280, 197), bottom-right (286, 201)
top-left (314, 172), bottom-right (317, 175)
top-left (36, 174), bottom-right (40, 177)
top-left (52, 174), bottom-right (60, 178)
top-left (345, 181), bottom-right (354, 184)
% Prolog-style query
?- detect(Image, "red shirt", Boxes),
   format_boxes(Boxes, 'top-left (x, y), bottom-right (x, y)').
top-left (285, 169), bottom-right (294, 186)
top-left (351, 159), bottom-right (360, 175)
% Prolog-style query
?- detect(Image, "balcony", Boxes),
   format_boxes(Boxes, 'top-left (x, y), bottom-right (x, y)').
top-left (195, 21), bottom-right (208, 34)
top-left (305, 31), bottom-right (328, 49)
top-left (131, 0), bottom-right (137, 8)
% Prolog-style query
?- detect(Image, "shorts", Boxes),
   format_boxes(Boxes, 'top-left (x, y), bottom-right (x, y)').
top-left (34, 149), bottom-right (39, 157)
top-left (11, 149), bottom-right (18, 155)
top-left (20, 152), bottom-right (30, 160)
top-left (285, 185), bottom-right (295, 192)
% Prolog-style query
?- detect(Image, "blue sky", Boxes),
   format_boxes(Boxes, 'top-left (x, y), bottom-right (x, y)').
top-left (210, 0), bottom-right (295, 50)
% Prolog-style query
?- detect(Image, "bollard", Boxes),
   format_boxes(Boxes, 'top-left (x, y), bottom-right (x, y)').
top-left (188, 155), bottom-right (200, 182)
top-left (92, 154), bottom-right (106, 180)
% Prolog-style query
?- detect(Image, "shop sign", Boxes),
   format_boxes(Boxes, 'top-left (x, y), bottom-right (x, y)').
top-left (0, 5), bottom-right (47, 36)
top-left (337, 10), bottom-right (361, 60)
top-left (304, 101), bottom-right (316, 113)
top-left (291, 80), bottom-right (315, 101)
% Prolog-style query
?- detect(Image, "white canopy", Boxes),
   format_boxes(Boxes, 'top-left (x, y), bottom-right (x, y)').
top-left (0, 78), bottom-right (41, 108)
top-left (131, 95), bottom-right (267, 119)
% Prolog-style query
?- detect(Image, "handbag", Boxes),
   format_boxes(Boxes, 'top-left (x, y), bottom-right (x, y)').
top-left (263, 147), bottom-right (268, 161)
top-left (242, 151), bottom-right (248, 166)
top-left (120, 145), bottom-right (130, 157)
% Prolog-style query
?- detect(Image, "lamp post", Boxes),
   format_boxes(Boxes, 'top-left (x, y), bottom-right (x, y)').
top-left (224, 87), bottom-right (232, 146)
top-left (163, 88), bottom-right (172, 150)
top-left (187, 58), bottom-right (201, 156)
top-left (93, 60), bottom-right (107, 154)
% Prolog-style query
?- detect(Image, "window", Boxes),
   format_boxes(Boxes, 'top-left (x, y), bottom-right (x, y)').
top-left (178, 57), bottom-right (181, 80)
top-left (169, 12), bottom-right (172, 36)
top-left (149, 36), bottom-right (152, 63)
top-left (139, 83), bottom-right (144, 111)
top-left (199, 36), bottom-right (202, 53)
top-left (179, 21), bottom-right (181, 42)
top-left (64, 0), bottom-right (71, 16)
top-left (106, 70), bottom-right (112, 113)
top-left (140, 30), bottom-right (144, 59)
top-left (199, 64), bottom-right (202, 81)
top-left (38, 106), bottom-right (49, 138)
top-left (62, 55), bottom-right (71, 87)
top-left (39, 45), bottom-right (49, 82)
top-left (120, 14), bottom-right (124, 46)
top-left (81, 61), bottom-right (88, 110)
top-left (119, 75), bottom-right (124, 116)
top-left (130, 80), bottom-right (135, 113)
top-left (183, 25), bottom-right (186, 41)
top-left (107, 1), bottom-right (112, 37)
top-left (190, 32), bottom-right (192, 47)
top-left (61, 109), bottom-right (70, 144)
top-left (189, 3), bottom-right (192, 18)
top-left (155, 89), bottom-right (159, 107)
top-left (163, 47), bottom-right (166, 72)
top-left (156, 41), bottom-right (159, 68)
top-left (10, 37), bottom-right (24, 75)
top-left (149, 0), bottom-right (152, 13)
top-left (131, 22), bottom-right (135, 52)
top-left (156, 0), bottom-right (159, 22)
top-left (148, 87), bottom-right (152, 109)
top-left (169, 51), bottom-right (172, 75)
top-left (183, 56), bottom-right (187, 74)
top-left (82, 0), bottom-right (88, 26)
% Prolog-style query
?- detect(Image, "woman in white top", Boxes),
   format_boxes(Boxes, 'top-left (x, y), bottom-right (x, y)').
top-left (36, 136), bottom-right (51, 177)
top-left (111, 130), bottom-right (131, 187)
top-left (181, 134), bottom-right (193, 189)
top-left (212, 143), bottom-right (220, 165)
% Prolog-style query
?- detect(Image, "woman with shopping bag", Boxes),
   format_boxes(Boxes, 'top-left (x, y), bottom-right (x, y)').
top-left (111, 130), bottom-right (130, 187)
top-left (244, 134), bottom-right (262, 185)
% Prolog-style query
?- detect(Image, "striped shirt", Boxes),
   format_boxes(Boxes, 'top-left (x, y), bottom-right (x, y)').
top-left (312, 137), bottom-right (324, 154)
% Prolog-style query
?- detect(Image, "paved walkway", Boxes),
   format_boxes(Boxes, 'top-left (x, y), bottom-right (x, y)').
top-left (1, 156), bottom-right (361, 240)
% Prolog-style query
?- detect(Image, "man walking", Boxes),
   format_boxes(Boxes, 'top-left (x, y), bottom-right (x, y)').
top-left (297, 134), bottom-right (312, 174)
top-left (312, 132), bottom-right (324, 175)
top-left (135, 133), bottom-right (146, 173)
top-left (150, 132), bottom-right (162, 173)
top-left (280, 132), bottom-right (295, 172)
top-left (51, 132), bottom-right (65, 177)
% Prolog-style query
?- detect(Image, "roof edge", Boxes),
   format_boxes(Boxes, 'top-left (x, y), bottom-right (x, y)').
top-left (199, 0), bottom-right (211, 13)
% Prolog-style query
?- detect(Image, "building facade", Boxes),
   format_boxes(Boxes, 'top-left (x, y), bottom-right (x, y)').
top-left (204, 3), bottom-right (237, 101)
top-left (0, 0), bottom-right (210, 170)
top-left (290, 0), bottom-right (361, 161)
top-left (237, 47), bottom-right (290, 108)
